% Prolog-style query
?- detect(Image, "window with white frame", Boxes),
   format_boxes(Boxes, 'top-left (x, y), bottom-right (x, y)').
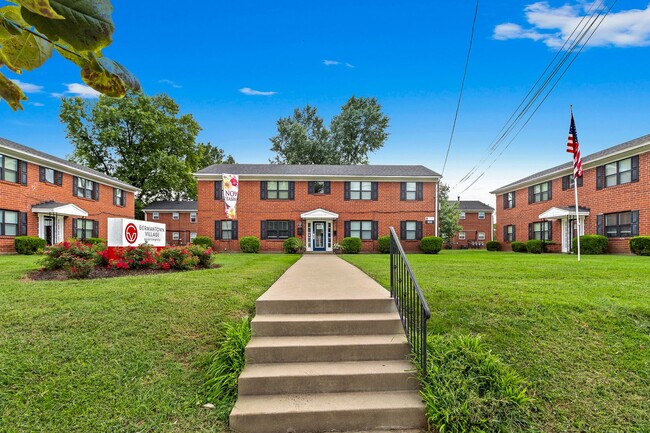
top-left (459, 232), bottom-right (466, 240)
top-left (190, 212), bottom-right (197, 223)
top-left (172, 232), bottom-right (180, 241)
top-left (460, 212), bottom-right (466, 220)
top-left (478, 232), bottom-right (486, 240)
top-left (152, 212), bottom-right (159, 220)
top-left (478, 212), bottom-right (485, 219)
top-left (172, 212), bottom-right (179, 220)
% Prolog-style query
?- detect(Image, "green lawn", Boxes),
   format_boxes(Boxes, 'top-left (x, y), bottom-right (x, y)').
top-left (0, 254), bottom-right (299, 433)
top-left (343, 251), bottom-right (650, 433)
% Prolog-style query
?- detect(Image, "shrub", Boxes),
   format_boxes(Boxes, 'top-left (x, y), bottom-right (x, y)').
top-left (377, 235), bottom-right (390, 253)
top-left (572, 235), bottom-right (608, 255)
top-left (157, 246), bottom-right (200, 270)
top-left (65, 256), bottom-right (94, 279)
top-left (283, 237), bottom-right (303, 253)
top-left (41, 241), bottom-right (95, 270)
top-left (204, 316), bottom-right (251, 421)
top-left (511, 241), bottom-right (527, 253)
top-left (419, 334), bottom-right (532, 433)
top-left (122, 244), bottom-right (158, 269)
top-left (341, 237), bottom-right (362, 254)
top-left (14, 236), bottom-right (46, 255)
top-left (526, 240), bottom-right (543, 254)
top-left (85, 237), bottom-right (106, 246)
top-left (420, 236), bottom-right (443, 254)
top-left (239, 236), bottom-right (260, 253)
top-left (192, 236), bottom-right (213, 249)
top-left (486, 240), bottom-right (501, 252)
top-left (630, 236), bottom-right (650, 256)
top-left (187, 244), bottom-right (214, 268)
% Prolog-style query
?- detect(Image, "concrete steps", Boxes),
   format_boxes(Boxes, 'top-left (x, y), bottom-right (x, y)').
top-left (229, 256), bottom-right (426, 433)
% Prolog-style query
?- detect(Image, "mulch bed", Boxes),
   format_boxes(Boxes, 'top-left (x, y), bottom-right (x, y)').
top-left (24, 265), bottom-right (221, 281)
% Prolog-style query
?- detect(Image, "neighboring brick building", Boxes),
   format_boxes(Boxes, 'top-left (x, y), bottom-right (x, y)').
top-left (195, 164), bottom-right (441, 252)
top-left (142, 200), bottom-right (198, 245)
top-left (0, 137), bottom-right (138, 253)
top-left (450, 201), bottom-right (494, 249)
top-left (491, 134), bottom-right (650, 253)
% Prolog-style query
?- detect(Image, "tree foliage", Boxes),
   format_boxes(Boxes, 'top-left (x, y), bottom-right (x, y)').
top-left (439, 183), bottom-right (462, 245)
top-left (59, 91), bottom-right (234, 214)
top-left (270, 96), bottom-right (389, 164)
top-left (0, 0), bottom-right (139, 111)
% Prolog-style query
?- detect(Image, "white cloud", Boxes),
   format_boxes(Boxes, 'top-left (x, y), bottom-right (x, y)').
top-left (494, 2), bottom-right (650, 48)
top-left (52, 83), bottom-right (101, 99)
top-left (11, 80), bottom-right (43, 93)
top-left (30, 102), bottom-right (45, 107)
top-left (159, 79), bottom-right (182, 88)
top-left (344, 62), bottom-right (355, 68)
top-left (239, 87), bottom-right (277, 96)
top-left (323, 59), bottom-right (355, 68)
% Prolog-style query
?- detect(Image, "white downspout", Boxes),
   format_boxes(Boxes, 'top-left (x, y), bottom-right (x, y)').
top-left (435, 181), bottom-right (439, 237)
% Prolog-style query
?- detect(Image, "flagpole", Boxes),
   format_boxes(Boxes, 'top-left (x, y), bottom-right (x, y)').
top-left (571, 105), bottom-right (581, 262)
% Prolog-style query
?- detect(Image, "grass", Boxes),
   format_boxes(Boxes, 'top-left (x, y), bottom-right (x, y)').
top-left (343, 251), bottom-right (650, 433)
top-left (0, 253), bottom-right (299, 433)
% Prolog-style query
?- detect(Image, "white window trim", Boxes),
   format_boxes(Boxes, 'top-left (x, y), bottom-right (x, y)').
top-left (172, 232), bottom-right (180, 240)
top-left (459, 232), bottom-right (466, 240)
top-left (478, 232), bottom-right (486, 240)
top-left (190, 212), bottom-right (197, 223)
top-left (460, 212), bottom-right (466, 220)
top-left (152, 212), bottom-right (159, 220)
top-left (478, 212), bottom-right (485, 219)
top-left (172, 212), bottom-right (179, 220)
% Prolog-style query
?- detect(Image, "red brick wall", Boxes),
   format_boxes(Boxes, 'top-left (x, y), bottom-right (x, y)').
top-left (0, 161), bottom-right (135, 253)
top-left (495, 151), bottom-right (650, 253)
top-left (144, 211), bottom-right (198, 245)
top-left (198, 179), bottom-right (438, 252)
top-left (451, 211), bottom-right (494, 248)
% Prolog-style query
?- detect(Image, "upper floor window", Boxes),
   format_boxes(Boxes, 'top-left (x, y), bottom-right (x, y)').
top-left (0, 209), bottom-right (19, 236)
top-left (400, 220), bottom-right (423, 241)
top-left (345, 220), bottom-right (378, 241)
top-left (308, 181), bottom-right (330, 194)
top-left (190, 212), bottom-right (197, 223)
top-left (504, 192), bottom-right (515, 209)
top-left (261, 181), bottom-right (294, 200)
top-left (529, 181), bottom-right (552, 204)
top-left (0, 154), bottom-right (18, 183)
top-left (345, 181), bottom-right (378, 200)
top-left (478, 212), bottom-right (486, 220)
top-left (113, 188), bottom-right (126, 206)
top-left (562, 174), bottom-right (583, 190)
top-left (529, 221), bottom-right (552, 241)
top-left (400, 182), bottom-right (423, 201)
top-left (74, 176), bottom-right (98, 200)
top-left (460, 212), bottom-right (466, 220)
top-left (152, 212), bottom-right (159, 220)
top-left (504, 225), bottom-right (516, 242)
top-left (597, 156), bottom-right (639, 189)
top-left (39, 166), bottom-right (63, 186)
top-left (172, 212), bottom-right (179, 220)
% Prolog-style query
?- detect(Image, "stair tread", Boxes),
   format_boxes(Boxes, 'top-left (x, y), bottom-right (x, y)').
top-left (253, 313), bottom-right (401, 322)
top-left (247, 334), bottom-right (408, 348)
top-left (240, 360), bottom-right (417, 378)
top-left (231, 390), bottom-right (424, 415)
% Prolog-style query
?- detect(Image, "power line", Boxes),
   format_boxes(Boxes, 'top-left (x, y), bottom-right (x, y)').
top-left (441, 0), bottom-right (480, 177)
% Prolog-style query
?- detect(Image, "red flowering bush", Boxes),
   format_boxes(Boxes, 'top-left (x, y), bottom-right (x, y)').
top-left (41, 241), bottom-right (95, 270)
top-left (65, 256), bottom-right (94, 279)
top-left (157, 246), bottom-right (200, 270)
top-left (187, 245), bottom-right (214, 269)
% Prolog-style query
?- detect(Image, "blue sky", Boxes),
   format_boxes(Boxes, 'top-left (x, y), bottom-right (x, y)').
top-left (2, 1), bottom-right (650, 206)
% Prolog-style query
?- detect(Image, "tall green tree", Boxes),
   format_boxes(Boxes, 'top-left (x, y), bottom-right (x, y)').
top-left (439, 182), bottom-right (462, 246)
top-left (270, 96), bottom-right (389, 164)
top-left (0, 0), bottom-right (138, 111)
top-left (59, 91), bottom-right (234, 215)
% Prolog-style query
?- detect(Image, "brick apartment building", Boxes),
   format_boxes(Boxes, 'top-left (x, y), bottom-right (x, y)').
top-left (142, 200), bottom-right (198, 246)
top-left (491, 134), bottom-right (650, 253)
top-left (450, 200), bottom-right (494, 248)
top-left (195, 164), bottom-right (441, 252)
top-left (0, 137), bottom-right (138, 253)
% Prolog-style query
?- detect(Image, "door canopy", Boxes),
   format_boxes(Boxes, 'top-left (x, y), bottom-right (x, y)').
top-left (300, 208), bottom-right (339, 220)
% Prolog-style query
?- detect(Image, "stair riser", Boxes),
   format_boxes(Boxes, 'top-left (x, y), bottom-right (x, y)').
top-left (238, 372), bottom-right (420, 395)
top-left (251, 319), bottom-right (404, 336)
top-left (246, 343), bottom-right (410, 364)
top-left (256, 298), bottom-right (395, 314)
top-left (229, 407), bottom-right (427, 433)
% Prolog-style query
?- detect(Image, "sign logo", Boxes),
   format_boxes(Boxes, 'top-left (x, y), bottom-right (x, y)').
top-left (125, 223), bottom-right (138, 244)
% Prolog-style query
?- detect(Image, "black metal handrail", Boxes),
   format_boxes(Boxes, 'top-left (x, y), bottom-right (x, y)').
top-left (389, 226), bottom-right (431, 375)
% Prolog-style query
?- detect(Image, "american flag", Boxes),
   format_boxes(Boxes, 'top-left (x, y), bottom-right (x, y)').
top-left (566, 113), bottom-right (583, 178)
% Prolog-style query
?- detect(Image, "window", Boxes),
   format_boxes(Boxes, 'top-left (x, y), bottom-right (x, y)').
top-left (266, 220), bottom-right (291, 239)
top-left (172, 232), bottom-right (180, 241)
top-left (597, 156), bottom-right (639, 189)
top-left (44, 167), bottom-right (54, 183)
top-left (529, 221), bottom-right (552, 241)
top-left (75, 177), bottom-right (96, 200)
top-left (478, 212), bottom-right (485, 220)
top-left (504, 225), bottom-right (516, 242)
top-left (0, 210), bottom-right (19, 236)
top-left (529, 181), bottom-right (551, 203)
top-left (308, 181), bottom-right (330, 194)
top-left (350, 181), bottom-right (372, 200)
top-left (190, 232), bottom-right (197, 242)
top-left (113, 188), bottom-right (125, 206)
top-left (221, 220), bottom-right (233, 240)
top-left (350, 220), bottom-right (373, 240)
top-left (215, 220), bottom-right (238, 240)
top-left (459, 232), bottom-right (466, 240)
top-left (267, 181), bottom-right (290, 199)
top-left (400, 221), bottom-right (423, 241)
top-left (460, 212), bottom-right (466, 220)
top-left (73, 219), bottom-right (97, 240)
top-left (562, 174), bottom-right (583, 190)
top-left (478, 232), bottom-right (486, 241)
top-left (604, 211), bottom-right (632, 238)
top-left (0, 154), bottom-right (18, 183)
top-left (504, 192), bottom-right (515, 209)
top-left (152, 212), bottom-right (159, 220)
top-left (190, 212), bottom-right (197, 223)
top-left (400, 182), bottom-right (422, 201)
top-left (172, 212), bottom-right (179, 220)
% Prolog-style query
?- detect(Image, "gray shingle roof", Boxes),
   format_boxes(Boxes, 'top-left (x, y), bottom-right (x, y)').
top-left (0, 136), bottom-right (139, 191)
top-left (195, 164), bottom-right (440, 178)
top-left (142, 201), bottom-right (198, 212)
top-left (457, 200), bottom-right (495, 212)
top-left (491, 134), bottom-right (650, 194)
